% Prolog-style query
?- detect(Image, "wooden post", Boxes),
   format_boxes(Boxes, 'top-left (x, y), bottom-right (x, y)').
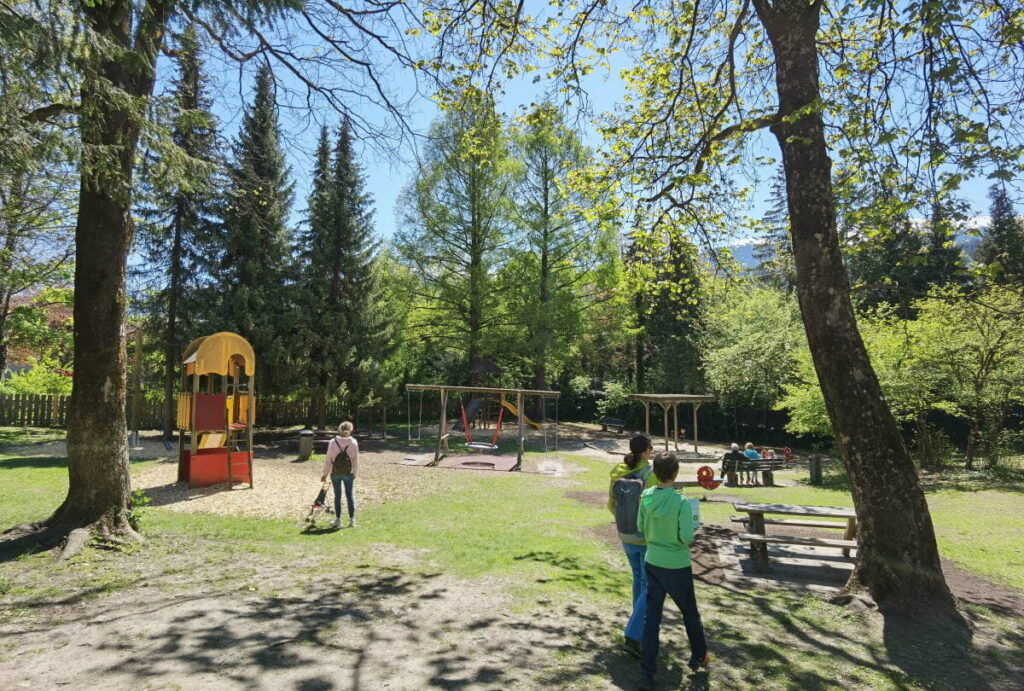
top-left (516, 391), bottom-right (525, 470)
top-left (131, 326), bottom-right (142, 448)
top-left (673, 403), bottom-right (679, 451)
top-left (843, 517), bottom-right (857, 558)
top-left (190, 371), bottom-right (199, 460)
top-left (661, 403), bottom-right (669, 450)
top-left (247, 370), bottom-right (255, 489)
top-left (644, 401), bottom-right (650, 436)
top-left (749, 511), bottom-right (769, 572)
top-left (693, 403), bottom-right (701, 455)
top-left (434, 388), bottom-right (448, 466)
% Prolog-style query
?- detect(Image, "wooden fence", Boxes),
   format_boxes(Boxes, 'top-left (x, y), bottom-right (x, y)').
top-left (0, 394), bottom-right (383, 430)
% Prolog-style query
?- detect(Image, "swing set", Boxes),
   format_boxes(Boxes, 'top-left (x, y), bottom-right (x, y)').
top-left (405, 384), bottom-right (559, 471)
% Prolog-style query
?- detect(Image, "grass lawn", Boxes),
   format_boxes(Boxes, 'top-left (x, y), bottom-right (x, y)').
top-left (1, 428), bottom-right (1022, 689)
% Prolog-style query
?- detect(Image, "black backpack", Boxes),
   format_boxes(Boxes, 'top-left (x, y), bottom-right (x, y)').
top-left (613, 465), bottom-right (653, 539)
top-left (330, 437), bottom-right (353, 476)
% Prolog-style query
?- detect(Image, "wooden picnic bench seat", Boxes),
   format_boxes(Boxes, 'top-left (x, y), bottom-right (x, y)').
top-left (599, 417), bottom-right (627, 433)
top-left (729, 516), bottom-right (847, 530)
top-left (738, 533), bottom-right (858, 550)
top-left (733, 502), bottom-right (858, 572)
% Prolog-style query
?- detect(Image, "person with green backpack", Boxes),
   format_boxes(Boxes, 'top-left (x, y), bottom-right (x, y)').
top-left (320, 421), bottom-right (359, 528)
top-left (608, 433), bottom-right (657, 658)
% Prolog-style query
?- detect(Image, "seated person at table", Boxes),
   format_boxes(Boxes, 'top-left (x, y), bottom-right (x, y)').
top-left (720, 443), bottom-right (746, 483)
top-left (742, 442), bottom-right (762, 485)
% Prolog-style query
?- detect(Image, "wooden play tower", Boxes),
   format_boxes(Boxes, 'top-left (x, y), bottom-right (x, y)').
top-left (176, 332), bottom-right (256, 488)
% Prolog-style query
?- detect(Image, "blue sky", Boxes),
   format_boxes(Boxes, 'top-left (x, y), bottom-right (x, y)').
top-left (173, 25), bottom-right (1000, 248)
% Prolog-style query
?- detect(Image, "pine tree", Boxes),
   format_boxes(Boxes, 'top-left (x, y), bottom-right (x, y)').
top-left (296, 119), bottom-right (394, 427)
top-left (752, 169), bottom-right (796, 292)
top-left (976, 185), bottom-right (1024, 284)
top-left (295, 126), bottom-right (335, 426)
top-left (221, 63), bottom-right (294, 394)
top-left (136, 24), bottom-right (222, 438)
top-left (920, 197), bottom-right (968, 289)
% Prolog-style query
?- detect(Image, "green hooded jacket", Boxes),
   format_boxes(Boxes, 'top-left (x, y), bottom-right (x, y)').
top-left (637, 486), bottom-right (694, 569)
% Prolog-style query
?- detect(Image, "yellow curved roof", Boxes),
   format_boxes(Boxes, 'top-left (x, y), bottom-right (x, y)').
top-left (181, 332), bottom-right (255, 375)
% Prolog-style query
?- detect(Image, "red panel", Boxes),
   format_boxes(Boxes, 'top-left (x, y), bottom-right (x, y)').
top-left (185, 448), bottom-right (252, 487)
top-left (189, 449), bottom-right (229, 487)
top-left (195, 393), bottom-right (227, 431)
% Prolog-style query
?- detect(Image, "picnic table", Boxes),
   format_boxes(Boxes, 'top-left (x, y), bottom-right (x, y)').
top-left (599, 417), bottom-right (627, 433)
top-left (732, 502), bottom-right (858, 572)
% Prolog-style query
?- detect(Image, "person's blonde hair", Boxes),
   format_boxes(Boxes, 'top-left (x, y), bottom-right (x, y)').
top-left (744, 442), bottom-right (754, 449)
top-left (338, 421), bottom-right (354, 435)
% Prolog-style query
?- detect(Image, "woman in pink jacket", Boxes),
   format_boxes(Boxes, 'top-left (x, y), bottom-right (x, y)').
top-left (320, 421), bottom-right (359, 528)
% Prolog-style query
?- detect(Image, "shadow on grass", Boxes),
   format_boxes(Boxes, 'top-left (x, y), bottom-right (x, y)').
top-left (880, 605), bottom-right (1023, 690)
top-left (513, 550), bottom-right (626, 597)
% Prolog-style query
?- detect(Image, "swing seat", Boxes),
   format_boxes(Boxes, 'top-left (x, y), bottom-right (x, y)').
top-left (466, 442), bottom-right (499, 451)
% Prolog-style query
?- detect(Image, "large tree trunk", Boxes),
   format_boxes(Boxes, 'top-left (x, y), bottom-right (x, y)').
top-left (754, 0), bottom-right (953, 607)
top-left (42, 1), bottom-right (169, 551)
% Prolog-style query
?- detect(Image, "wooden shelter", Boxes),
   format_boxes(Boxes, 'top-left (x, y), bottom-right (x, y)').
top-left (630, 393), bottom-right (717, 453)
top-left (176, 332), bottom-right (255, 488)
top-left (405, 384), bottom-right (559, 470)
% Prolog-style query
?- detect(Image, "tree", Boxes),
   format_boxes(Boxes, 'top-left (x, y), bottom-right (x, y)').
top-left (136, 24), bottom-right (223, 439)
top-left (845, 211), bottom-right (928, 318)
top-left (751, 170), bottom-right (795, 292)
top-left (702, 278), bottom-right (802, 410)
top-left (0, 0), bottom-right (435, 556)
top-left (913, 288), bottom-right (1024, 469)
top-left (296, 119), bottom-right (394, 427)
top-left (505, 103), bottom-right (619, 399)
top-left (424, 0), bottom-right (1024, 607)
top-left (0, 2), bottom-right (76, 380)
top-left (219, 63), bottom-right (295, 395)
top-left (632, 231), bottom-right (704, 394)
top-left (397, 88), bottom-right (515, 373)
top-left (921, 198), bottom-right (969, 290)
top-left (976, 185), bottom-right (1024, 284)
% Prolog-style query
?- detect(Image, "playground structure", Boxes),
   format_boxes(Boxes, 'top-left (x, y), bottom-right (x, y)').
top-left (405, 384), bottom-right (559, 471)
top-left (176, 332), bottom-right (255, 488)
top-left (630, 393), bottom-right (717, 454)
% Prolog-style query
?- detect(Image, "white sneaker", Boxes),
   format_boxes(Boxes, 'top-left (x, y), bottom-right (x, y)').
top-left (348, 518), bottom-right (356, 528)
top-left (330, 518), bottom-right (341, 528)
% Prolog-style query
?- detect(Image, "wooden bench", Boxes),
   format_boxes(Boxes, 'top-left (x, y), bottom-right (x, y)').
top-left (599, 417), bottom-right (627, 433)
top-left (722, 458), bottom-right (786, 486)
top-left (739, 533), bottom-right (858, 550)
top-left (729, 516), bottom-right (847, 530)
top-left (733, 502), bottom-right (858, 572)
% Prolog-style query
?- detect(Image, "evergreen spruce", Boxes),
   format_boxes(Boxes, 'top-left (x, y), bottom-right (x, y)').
top-left (296, 119), bottom-right (393, 427)
top-left (976, 185), bottom-right (1024, 284)
top-left (221, 63), bottom-right (295, 394)
top-left (752, 170), bottom-right (796, 292)
top-left (632, 232), bottom-right (703, 394)
top-left (136, 24), bottom-right (222, 438)
top-left (920, 198), bottom-right (968, 289)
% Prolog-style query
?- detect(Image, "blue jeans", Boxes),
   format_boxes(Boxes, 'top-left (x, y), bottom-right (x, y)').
top-left (331, 474), bottom-right (354, 519)
top-left (641, 563), bottom-right (707, 680)
top-left (622, 542), bottom-right (648, 642)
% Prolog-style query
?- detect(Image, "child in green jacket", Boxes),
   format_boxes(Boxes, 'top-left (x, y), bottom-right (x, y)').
top-left (637, 451), bottom-right (709, 687)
